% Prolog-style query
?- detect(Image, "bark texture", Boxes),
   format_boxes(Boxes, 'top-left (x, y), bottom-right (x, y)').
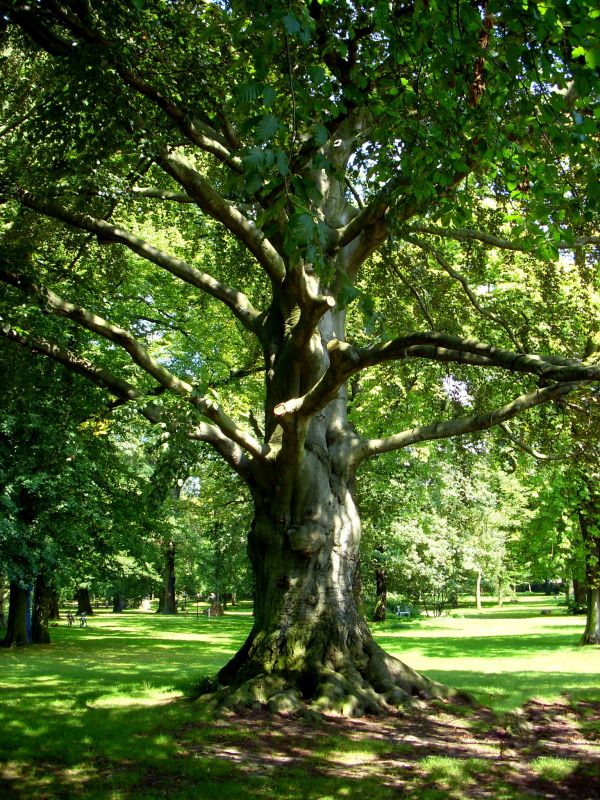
top-left (157, 539), bottom-right (177, 614)
top-left (209, 412), bottom-right (453, 715)
top-left (31, 573), bottom-right (51, 644)
top-left (2, 582), bottom-right (30, 647)
top-left (76, 587), bottom-right (94, 616)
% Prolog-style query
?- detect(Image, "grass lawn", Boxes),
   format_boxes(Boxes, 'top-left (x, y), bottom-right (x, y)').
top-left (0, 595), bottom-right (599, 799)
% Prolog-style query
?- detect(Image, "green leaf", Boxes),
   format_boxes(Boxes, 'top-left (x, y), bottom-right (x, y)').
top-left (255, 114), bottom-right (280, 143)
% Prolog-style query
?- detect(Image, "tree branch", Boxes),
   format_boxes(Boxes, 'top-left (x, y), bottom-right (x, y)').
top-left (156, 150), bottom-right (287, 285)
top-left (273, 331), bottom-right (600, 424)
top-left (14, 189), bottom-right (262, 334)
top-left (406, 235), bottom-right (524, 351)
top-left (0, 269), bottom-right (265, 460)
top-left (0, 324), bottom-right (163, 423)
top-left (359, 382), bottom-right (587, 461)
top-left (500, 423), bottom-right (564, 461)
top-left (13, 0), bottom-right (244, 171)
top-left (405, 223), bottom-right (600, 251)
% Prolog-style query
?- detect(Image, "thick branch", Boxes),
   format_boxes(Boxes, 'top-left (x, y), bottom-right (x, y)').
top-left (0, 325), bottom-right (162, 423)
top-left (188, 423), bottom-right (252, 480)
top-left (1, 269), bottom-right (265, 459)
top-left (14, 189), bottom-right (261, 333)
top-left (157, 151), bottom-right (286, 285)
top-left (360, 382), bottom-right (586, 460)
top-left (405, 223), bottom-right (600, 251)
top-left (274, 332), bottom-right (600, 423)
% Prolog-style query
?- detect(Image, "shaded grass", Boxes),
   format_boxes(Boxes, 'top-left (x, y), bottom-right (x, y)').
top-left (0, 596), bottom-right (599, 799)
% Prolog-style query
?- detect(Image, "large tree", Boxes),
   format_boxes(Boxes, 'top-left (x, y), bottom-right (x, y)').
top-left (0, 1), bottom-right (599, 711)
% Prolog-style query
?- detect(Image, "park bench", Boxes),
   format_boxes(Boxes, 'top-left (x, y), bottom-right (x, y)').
top-left (396, 605), bottom-right (411, 618)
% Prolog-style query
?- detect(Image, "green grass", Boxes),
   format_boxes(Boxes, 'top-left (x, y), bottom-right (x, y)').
top-left (372, 594), bottom-right (600, 711)
top-left (0, 595), bottom-right (598, 799)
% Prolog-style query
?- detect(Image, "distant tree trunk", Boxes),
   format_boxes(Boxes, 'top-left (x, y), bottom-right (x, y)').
top-left (157, 539), bottom-right (177, 614)
top-left (48, 585), bottom-right (60, 620)
top-left (497, 577), bottom-right (504, 608)
top-left (573, 578), bottom-right (587, 606)
top-left (2, 582), bottom-right (30, 647)
top-left (112, 592), bottom-right (127, 612)
top-left (476, 569), bottom-right (482, 610)
top-left (31, 574), bottom-right (51, 644)
top-left (372, 563), bottom-right (387, 622)
top-left (580, 507), bottom-right (600, 644)
top-left (0, 574), bottom-right (6, 629)
top-left (76, 587), bottom-right (93, 616)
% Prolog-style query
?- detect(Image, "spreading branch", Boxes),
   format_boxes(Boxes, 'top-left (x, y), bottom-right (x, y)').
top-left (0, 325), bottom-right (162, 423)
top-left (359, 381), bottom-right (586, 461)
top-left (404, 223), bottom-right (600, 252)
top-left (274, 332), bottom-right (600, 423)
top-left (13, 189), bottom-right (262, 333)
top-left (0, 269), bottom-right (265, 460)
top-left (157, 150), bottom-right (287, 285)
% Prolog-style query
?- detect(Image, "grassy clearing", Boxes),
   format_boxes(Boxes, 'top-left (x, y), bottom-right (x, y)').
top-left (0, 596), bottom-right (598, 799)
top-left (373, 594), bottom-right (600, 711)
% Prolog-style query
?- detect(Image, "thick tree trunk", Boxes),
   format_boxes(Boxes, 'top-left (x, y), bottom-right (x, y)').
top-left (31, 573), bottom-right (51, 644)
top-left (113, 592), bottom-right (127, 612)
top-left (76, 587), bottom-right (94, 615)
top-left (2, 582), bottom-right (30, 647)
top-left (157, 539), bottom-right (177, 614)
top-left (211, 456), bottom-right (450, 716)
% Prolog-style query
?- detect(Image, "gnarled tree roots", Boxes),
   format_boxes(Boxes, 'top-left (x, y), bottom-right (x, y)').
top-left (199, 646), bottom-right (468, 718)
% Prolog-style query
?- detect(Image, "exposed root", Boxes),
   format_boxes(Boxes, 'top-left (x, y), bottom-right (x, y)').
top-left (197, 647), bottom-right (472, 718)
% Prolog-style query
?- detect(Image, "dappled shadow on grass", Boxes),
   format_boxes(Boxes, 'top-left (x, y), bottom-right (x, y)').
top-left (1, 698), bottom-right (599, 800)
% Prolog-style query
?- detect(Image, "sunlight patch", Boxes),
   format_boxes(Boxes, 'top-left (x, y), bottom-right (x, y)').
top-left (90, 690), bottom-right (182, 709)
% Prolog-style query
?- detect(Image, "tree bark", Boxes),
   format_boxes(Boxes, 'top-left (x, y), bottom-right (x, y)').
top-left (210, 452), bottom-right (449, 716)
top-left (2, 582), bottom-right (30, 647)
top-left (157, 539), bottom-right (177, 614)
top-left (76, 587), bottom-right (94, 616)
top-left (0, 574), bottom-right (6, 629)
top-left (581, 511), bottom-right (600, 644)
top-left (31, 573), bottom-right (52, 644)
top-left (48, 585), bottom-right (60, 620)
top-left (372, 552), bottom-right (388, 622)
top-left (476, 569), bottom-right (482, 611)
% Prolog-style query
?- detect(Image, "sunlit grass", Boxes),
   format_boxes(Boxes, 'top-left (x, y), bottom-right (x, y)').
top-left (0, 595), bottom-right (598, 799)
top-left (530, 756), bottom-right (579, 780)
top-left (372, 594), bottom-right (600, 711)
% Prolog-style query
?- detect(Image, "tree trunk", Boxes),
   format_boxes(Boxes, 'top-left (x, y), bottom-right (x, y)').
top-left (2, 582), bottom-right (30, 647)
top-left (0, 574), bottom-right (6, 629)
top-left (76, 587), bottom-right (93, 616)
top-left (573, 577), bottom-right (587, 606)
top-left (476, 569), bottom-right (482, 611)
top-left (157, 539), bottom-right (177, 614)
top-left (31, 573), bottom-right (52, 644)
top-left (113, 592), bottom-right (127, 612)
top-left (581, 510), bottom-right (600, 644)
top-left (211, 456), bottom-right (450, 716)
top-left (372, 559), bottom-right (387, 622)
top-left (48, 585), bottom-right (60, 620)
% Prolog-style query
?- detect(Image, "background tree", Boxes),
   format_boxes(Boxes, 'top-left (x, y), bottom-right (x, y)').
top-left (0, 0), bottom-right (599, 709)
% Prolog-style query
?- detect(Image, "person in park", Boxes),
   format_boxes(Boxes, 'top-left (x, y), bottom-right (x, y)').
top-left (79, 612), bottom-right (86, 629)
top-left (0, 2), bottom-right (599, 711)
